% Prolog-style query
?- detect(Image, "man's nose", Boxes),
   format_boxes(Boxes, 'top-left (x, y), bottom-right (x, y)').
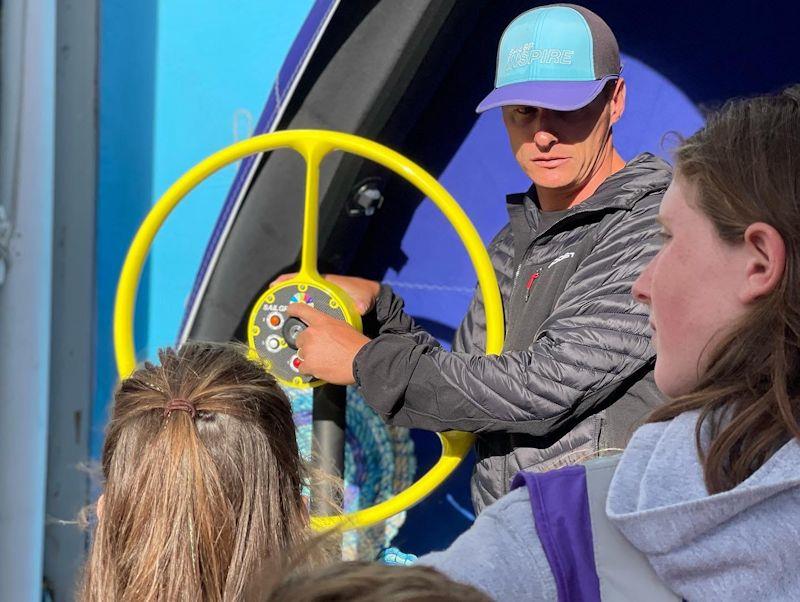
top-left (533, 129), bottom-right (558, 150)
top-left (532, 110), bottom-right (558, 149)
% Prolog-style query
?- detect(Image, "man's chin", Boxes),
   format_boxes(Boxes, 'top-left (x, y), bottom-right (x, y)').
top-left (527, 170), bottom-right (576, 191)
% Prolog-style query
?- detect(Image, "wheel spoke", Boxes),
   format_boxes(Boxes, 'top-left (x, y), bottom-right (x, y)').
top-left (294, 139), bottom-right (330, 279)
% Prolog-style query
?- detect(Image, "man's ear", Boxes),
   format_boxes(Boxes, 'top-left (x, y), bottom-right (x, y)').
top-left (610, 78), bottom-right (626, 125)
top-left (740, 222), bottom-right (786, 303)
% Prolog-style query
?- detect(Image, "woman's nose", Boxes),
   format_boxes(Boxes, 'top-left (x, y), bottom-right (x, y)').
top-left (632, 260), bottom-right (653, 305)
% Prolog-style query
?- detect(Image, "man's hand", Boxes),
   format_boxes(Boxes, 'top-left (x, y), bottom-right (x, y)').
top-left (287, 302), bottom-right (371, 385)
top-left (271, 273), bottom-right (381, 315)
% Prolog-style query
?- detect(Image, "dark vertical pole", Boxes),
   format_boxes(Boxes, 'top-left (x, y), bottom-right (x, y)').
top-left (311, 384), bottom-right (346, 515)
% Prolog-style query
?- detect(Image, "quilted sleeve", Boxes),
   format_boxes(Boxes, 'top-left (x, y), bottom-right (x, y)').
top-left (353, 193), bottom-right (662, 436)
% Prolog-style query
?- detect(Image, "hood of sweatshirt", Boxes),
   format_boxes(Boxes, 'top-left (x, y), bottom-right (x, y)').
top-left (606, 410), bottom-right (800, 601)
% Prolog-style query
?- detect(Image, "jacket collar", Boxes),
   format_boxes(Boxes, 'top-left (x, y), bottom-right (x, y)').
top-left (506, 153), bottom-right (672, 253)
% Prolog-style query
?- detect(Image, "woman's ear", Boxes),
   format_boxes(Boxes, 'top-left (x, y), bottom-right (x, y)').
top-left (740, 222), bottom-right (786, 303)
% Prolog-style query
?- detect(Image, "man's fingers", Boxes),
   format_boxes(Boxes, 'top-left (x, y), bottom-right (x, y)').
top-left (296, 360), bottom-right (314, 375)
top-left (293, 332), bottom-right (314, 376)
top-left (294, 328), bottom-right (309, 350)
top-left (287, 302), bottom-right (325, 324)
top-left (269, 272), bottom-right (298, 287)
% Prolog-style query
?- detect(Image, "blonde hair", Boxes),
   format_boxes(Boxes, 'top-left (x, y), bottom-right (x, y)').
top-left (650, 86), bottom-right (800, 493)
top-left (80, 342), bottom-right (325, 601)
top-left (261, 560), bottom-right (492, 602)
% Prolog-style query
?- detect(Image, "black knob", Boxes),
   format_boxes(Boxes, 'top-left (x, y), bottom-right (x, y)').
top-left (282, 317), bottom-right (307, 349)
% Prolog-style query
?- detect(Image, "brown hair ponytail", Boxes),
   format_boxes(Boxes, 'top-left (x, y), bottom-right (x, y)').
top-left (80, 342), bottom-right (325, 601)
top-left (649, 86), bottom-right (800, 493)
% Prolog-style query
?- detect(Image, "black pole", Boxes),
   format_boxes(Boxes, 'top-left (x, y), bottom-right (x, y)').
top-left (311, 384), bottom-right (346, 515)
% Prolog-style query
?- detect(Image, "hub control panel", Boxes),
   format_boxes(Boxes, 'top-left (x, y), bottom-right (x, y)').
top-left (248, 282), bottom-right (352, 387)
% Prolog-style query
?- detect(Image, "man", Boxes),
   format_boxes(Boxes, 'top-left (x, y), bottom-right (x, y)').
top-left (285, 4), bottom-right (671, 512)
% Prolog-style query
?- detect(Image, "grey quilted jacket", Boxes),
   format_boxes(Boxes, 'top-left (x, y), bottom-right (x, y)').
top-left (353, 153), bottom-right (672, 512)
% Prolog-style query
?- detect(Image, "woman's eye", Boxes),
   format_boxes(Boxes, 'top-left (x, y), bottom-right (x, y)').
top-left (657, 229), bottom-right (672, 242)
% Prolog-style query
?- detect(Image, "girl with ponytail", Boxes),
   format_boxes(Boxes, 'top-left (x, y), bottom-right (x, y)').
top-left (80, 342), bottom-right (326, 601)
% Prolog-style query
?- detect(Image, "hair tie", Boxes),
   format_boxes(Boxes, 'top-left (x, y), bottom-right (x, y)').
top-left (163, 398), bottom-right (197, 419)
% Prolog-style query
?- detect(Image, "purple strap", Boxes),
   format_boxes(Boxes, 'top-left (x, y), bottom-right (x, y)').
top-left (511, 466), bottom-right (601, 602)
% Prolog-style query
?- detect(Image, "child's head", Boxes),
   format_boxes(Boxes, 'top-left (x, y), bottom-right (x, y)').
top-left (261, 560), bottom-right (492, 602)
top-left (81, 342), bottom-right (315, 601)
top-left (634, 86), bottom-right (800, 491)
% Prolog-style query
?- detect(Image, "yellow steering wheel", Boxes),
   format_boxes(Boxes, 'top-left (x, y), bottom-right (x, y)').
top-left (114, 129), bottom-right (504, 530)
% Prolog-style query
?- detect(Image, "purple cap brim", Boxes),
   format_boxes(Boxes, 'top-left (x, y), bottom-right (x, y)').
top-left (476, 75), bottom-right (618, 113)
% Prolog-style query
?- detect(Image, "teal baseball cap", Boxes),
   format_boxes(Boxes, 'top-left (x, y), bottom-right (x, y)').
top-left (477, 4), bottom-right (621, 113)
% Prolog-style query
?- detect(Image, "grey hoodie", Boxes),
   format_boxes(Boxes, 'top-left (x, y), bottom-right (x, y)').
top-left (420, 411), bottom-right (800, 601)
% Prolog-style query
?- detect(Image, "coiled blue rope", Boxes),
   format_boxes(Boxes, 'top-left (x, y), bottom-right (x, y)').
top-left (285, 385), bottom-right (417, 559)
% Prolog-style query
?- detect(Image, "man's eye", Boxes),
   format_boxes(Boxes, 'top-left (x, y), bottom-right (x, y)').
top-left (515, 106), bottom-right (535, 115)
top-left (657, 230), bottom-right (672, 242)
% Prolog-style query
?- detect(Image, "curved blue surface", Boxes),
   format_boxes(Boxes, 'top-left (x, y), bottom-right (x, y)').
top-left (179, 0), bottom-right (338, 339)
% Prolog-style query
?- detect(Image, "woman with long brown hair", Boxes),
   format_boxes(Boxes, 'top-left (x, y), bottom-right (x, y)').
top-left (80, 342), bottom-right (326, 601)
top-left (415, 86), bottom-right (800, 601)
